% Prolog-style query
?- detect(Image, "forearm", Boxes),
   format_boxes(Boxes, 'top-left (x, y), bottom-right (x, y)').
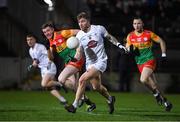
top-left (105, 33), bottom-right (120, 46)
top-left (74, 47), bottom-right (82, 60)
top-left (160, 41), bottom-right (166, 54)
top-left (48, 49), bottom-right (54, 61)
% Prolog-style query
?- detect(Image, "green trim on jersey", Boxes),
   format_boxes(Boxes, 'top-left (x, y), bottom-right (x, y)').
top-left (57, 48), bottom-right (76, 63)
top-left (135, 47), bottom-right (154, 64)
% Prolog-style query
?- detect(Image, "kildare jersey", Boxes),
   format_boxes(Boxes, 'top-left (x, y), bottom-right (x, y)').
top-left (49, 30), bottom-right (76, 63)
top-left (126, 30), bottom-right (160, 64)
top-left (29, 43), bottom-right (50, 69)
top-left (76, 25), bottom-right (108, 64)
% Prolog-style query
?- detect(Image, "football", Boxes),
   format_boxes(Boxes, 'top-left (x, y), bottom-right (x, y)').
top-left (66, 36), bottom-right (79, 49)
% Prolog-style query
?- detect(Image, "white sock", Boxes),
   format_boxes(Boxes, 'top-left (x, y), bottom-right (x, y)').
top-left (72, 100), bottom-right (78, 108)
top-left (59, 96), bottom-right (66, 103)
top-left (153, 93), bottom-right (159, 97)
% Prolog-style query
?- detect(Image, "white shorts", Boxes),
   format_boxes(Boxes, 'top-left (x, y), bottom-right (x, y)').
top-left (41, 62), bottom-right (57, 78)
top-left (86, 60), bottom-right (107, 73)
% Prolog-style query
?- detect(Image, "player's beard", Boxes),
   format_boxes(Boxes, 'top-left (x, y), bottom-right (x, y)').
top-left (81, 24), bottom-right (90, 32)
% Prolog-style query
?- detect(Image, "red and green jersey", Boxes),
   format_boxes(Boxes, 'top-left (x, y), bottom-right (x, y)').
top-left (49, 30), bottom-right (76, 63)
top-left (126, 30), bottom-right (160, 64)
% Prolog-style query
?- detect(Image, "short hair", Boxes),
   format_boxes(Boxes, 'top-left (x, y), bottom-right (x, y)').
top-left (133, 16), bottom-right (143, 22)
top-left (77, 12), bottom-right (90, 21)
top-left (41, 21), bottom-right (55, 30)
top-left (26, 33), bottom-right (37, 40)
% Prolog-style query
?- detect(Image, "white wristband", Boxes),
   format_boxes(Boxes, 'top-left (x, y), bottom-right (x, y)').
top-left (117, 43), bottom-right (121, 47)
top-left (162, 53), bottom-right (166, 57)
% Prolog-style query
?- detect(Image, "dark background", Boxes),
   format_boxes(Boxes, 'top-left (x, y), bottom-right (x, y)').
top-left (0, 0), bottom-right (179, 93)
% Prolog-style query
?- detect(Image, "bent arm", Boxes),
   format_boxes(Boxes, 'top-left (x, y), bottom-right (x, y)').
top-left (158, 38), bottom-right (166, 55)
top-left (74, 46), bottom-right (83, 60)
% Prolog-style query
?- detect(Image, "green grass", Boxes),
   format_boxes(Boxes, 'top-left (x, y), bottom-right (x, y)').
top-left (0, 91), bottom-right (180, 121)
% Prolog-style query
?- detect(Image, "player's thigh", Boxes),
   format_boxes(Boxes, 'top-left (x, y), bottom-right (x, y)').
top-left (58, 65), bottom-right (79, 82)
top-left (79, 66), bottom-right (100, 84)
top-left (41, 73), bottom-right (54, 87)
top-left (140, 67), bottom-right (153, 83)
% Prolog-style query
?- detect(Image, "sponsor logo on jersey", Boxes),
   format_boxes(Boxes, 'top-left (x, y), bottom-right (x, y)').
top-left (87, 40), bottom-right (97, 48)
top-left (144, 37), bottom-right (148, 41)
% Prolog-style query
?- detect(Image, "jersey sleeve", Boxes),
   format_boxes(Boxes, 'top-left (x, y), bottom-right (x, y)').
top-left (126, 34), bottom-right (132, 47)
top-left (61, 29), bottom-right (74, 39)
top-left (150, 31), bottom-right (161, 43)
top-left (98, 25), bottom-right (108, 37)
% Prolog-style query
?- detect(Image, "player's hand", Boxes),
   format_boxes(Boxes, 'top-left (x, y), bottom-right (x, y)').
top-left (118, 44), bottom-right (128, 54)
top-left (27, 65), bottom-right (33, 72)
top-left (129, 45), bottom-right (140, 56)
top-left (160, 53), bottom-right (167, 67)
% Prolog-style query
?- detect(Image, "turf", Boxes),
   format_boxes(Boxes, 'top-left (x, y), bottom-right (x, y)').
top-left (0, 90), bottom-right (179, 121)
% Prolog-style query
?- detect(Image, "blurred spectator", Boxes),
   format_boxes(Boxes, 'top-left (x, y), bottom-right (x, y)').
top-left (118, 53), bottom-right (133, 92)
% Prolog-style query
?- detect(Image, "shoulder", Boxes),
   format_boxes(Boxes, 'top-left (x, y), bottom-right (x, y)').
top-left (76, 30), bottom-right (84, 39)
top-left (93, 25), bottom-right (106, 30)
top-left (36, 43), bottom-right (46, 49)
top-left (92, 25), bottom-right (107, 34)
top-left (144, 30), bottom-right (153, 34)
top-left (127, 31), bottom-right (135, 37)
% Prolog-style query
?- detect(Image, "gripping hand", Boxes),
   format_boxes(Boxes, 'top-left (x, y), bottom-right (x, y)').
top-left (117, 43), bottom-right (128, 54)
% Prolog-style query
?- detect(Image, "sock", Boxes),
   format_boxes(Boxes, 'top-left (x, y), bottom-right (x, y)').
top-left (152, 89), bottom-right (160, 97)
top-left (72, 100), bottom-right (78, 108)
top-left (59, 96), bottom-right (66, 103)
top-left (107, 96), bottom-right (112, 103)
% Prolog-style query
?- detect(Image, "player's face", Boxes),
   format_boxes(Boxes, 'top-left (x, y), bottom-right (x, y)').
top-left (42, 26), bottom-right (54, 39)
top-left (133, 19), bottom-right (143, 32)
top-left (78, 18), bottom-right (90, 32)
top-left (26, 37), bottom-right (36, 47)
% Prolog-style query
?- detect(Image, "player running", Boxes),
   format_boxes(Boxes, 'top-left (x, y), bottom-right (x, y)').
top-left (126, 17), bottom-right (172, 111)
top-left (65, 12), bottom-right (128, 114)
top-left (41, 22), bottom-right (96, 112)
top-left (26, 34), bottom-right (67, 106)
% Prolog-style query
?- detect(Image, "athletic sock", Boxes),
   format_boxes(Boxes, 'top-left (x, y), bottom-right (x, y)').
top-left (59, 96), bottom-right (67, 103)
top-left (152, 89), bottom-right (160, 97)
top-left (72, 100), bottom-right (78, 108)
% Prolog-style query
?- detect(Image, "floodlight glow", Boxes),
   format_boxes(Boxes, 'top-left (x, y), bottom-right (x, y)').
top-left (44, 0), bottom-right (53, 7)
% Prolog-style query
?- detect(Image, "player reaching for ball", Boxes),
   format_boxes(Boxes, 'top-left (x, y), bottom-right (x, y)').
top-left (65, 12), bottom-right (128, 114)
top-left (41, 22), bottom-right (96, 112)
top-left (66, 36), bottom-right (80, 49)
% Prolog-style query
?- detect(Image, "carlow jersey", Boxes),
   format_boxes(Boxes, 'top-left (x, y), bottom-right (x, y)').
top-left (49, 30), bottom-right (76, 63)
top-left (126, 30), bottom-right (160, 64)
top-left (76, 25), bottom-right (108, 65)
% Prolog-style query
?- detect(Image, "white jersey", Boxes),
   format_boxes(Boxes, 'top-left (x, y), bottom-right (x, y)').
top-left (76, 25), bottom-right (108, 72)
top-left (29, 43), bottom-right (56, 77)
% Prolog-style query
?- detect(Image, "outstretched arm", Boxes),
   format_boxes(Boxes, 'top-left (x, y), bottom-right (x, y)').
top-left (104, 32), bottom-right (128, 53)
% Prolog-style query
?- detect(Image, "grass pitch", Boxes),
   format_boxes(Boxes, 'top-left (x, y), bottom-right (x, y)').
top-left (0, 90), bottom-right (179, 121)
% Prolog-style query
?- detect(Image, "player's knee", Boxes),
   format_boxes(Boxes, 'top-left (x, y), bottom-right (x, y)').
top-left (140, 77), bottom-right (147, 84)
top-left (58, 76), bottom-right (65, 84)
top-left (79, 79), bottom-right (86, 88)
top-left (92, 84), bottom-right (100, 91)
top-left (41, 82), bottom-right (47, 87)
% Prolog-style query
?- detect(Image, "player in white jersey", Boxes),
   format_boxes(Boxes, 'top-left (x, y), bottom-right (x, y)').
top-left (26, 34), bottom-right (67, 106)
top-left (65, 12), bottom-right (127, 114)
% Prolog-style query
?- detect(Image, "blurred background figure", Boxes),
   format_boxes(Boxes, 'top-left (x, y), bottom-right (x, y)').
top-left (118, 51), bottom-right (133, 92)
